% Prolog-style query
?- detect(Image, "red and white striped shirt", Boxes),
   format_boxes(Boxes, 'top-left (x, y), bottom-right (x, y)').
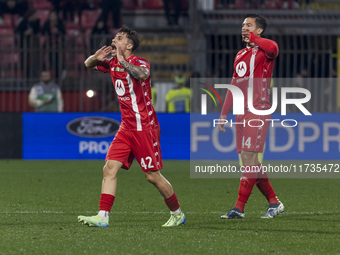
top-left (96, 54), bottom-right (159, 131)
top-left (221, 34), bottom-right (279, 116)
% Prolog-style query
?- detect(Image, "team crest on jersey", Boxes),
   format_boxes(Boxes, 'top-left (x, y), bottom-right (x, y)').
top-left (115, 79), bottom-right (125, 96)
top-left (236, 61), bottom-right (247, 77)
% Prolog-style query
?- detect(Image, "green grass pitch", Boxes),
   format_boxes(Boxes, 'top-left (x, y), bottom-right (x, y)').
top-left (0, 160), bottom-right (339, 255)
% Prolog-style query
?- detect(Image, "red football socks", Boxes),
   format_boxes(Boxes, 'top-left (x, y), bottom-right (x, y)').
top-left (99, 193), bottom-right (115, 212)
top-left (164, 193), bottom-right (180, 212)
top-left (234, 168), bottom-right (258, 212)
top-left (256, 167), bottom-right (279, 204)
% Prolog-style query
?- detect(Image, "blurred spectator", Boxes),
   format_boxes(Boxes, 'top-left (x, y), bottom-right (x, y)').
top-left (49, 0), bottom-right (100, 27)
top-left (15, 9), bottom-right (40, 77)
top-left (163, 0), bottom-right (180, 26)
top-left (165, 71), bottom-right (191, 113)
top-left (42, 10), bottom-right (66, 78)
top-left (100, 0), bottom-right (121, 30)
top-left (281, 0), bottom-right (300, 9)
top-left (217, 0), bottom-right (265, 9)
top-left (15, 9), bottom-right (40, 47)
top-left (90, 16), bottom-right (109, 50)
top-left (0, 0), bottom-right (28, 23)
top-left (48, 0), bottom-right (76, 23)
top-left (29, 70), bottom-right (63, 112)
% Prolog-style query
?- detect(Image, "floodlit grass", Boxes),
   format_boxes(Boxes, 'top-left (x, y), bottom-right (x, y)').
top-left (0, 160), bottom-right (339, 254)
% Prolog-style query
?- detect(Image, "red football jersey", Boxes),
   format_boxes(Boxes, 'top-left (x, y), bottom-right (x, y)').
top-left (96, 54), bottom-right (158, 131)
top-left (232, 44), bottom-right (277, 110)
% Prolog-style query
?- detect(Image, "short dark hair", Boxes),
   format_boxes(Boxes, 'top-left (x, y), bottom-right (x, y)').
top-left (117, 25), bottom-right (141, 52)
top-left (245, 14), bottom-right (267, 36)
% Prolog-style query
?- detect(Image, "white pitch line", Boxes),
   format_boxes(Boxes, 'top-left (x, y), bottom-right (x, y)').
top-left (0, 211), bottom-right (329, 215)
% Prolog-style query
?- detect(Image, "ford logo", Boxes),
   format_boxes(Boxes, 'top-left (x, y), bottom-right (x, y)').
top-left (66, 117), bottom-right (120, 138)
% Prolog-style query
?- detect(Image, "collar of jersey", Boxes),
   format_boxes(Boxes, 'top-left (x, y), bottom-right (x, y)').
top-left (124, 54), bottom-right (135, 63)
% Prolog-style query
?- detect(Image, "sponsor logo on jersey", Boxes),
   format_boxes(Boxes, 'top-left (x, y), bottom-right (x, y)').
top-left (115, 79), bottom-right (125, 96)
top-left (136, 59), bottom-right (148, 65)
top-left (236, 61), bottom-right (247, 77)
top-left (66, 117), bottom-right (120, 138)
top-left (115, 67), bottom-right (125, 72)
top-left (118, 96), bottom-right (130, 101)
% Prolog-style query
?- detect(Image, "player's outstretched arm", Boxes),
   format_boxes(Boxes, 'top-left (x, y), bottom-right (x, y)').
top-left (84, 46), bottom-right (112, 69)
top-left (249, 32), bottom-right (279, 59)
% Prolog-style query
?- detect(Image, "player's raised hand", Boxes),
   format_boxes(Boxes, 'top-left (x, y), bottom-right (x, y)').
top-left (114, 43), bottom-right (126, 63)
top-left (242, 29), bottom-right (250, 43)
top-left (94, 46), bottom-right (112, 61)
top-left (218, 115), bottom-right (227, 133)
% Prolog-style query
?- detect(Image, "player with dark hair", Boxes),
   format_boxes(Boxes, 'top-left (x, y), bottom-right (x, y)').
top-left (218, 14), bottom-right (285, 219)
top-left (78, 25), bottom-right (185, 227)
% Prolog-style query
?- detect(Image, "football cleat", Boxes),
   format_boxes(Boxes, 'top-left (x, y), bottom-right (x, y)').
top-left (162, 212), bottom-right (186, 227)
top-left (221, 207), bottom-right (245, 219)
top-left (261, 201), bottom-right (285, 219)
top-left (78, 215), bottom-right (109, 227)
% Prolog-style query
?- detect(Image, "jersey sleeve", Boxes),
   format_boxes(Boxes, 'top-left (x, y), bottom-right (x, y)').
top-left (96, 58), bottom-right (112, 73)
top-left (133, 58), bottom-right (151, 72)
top-left (249, 32), bottom-right (279, 59)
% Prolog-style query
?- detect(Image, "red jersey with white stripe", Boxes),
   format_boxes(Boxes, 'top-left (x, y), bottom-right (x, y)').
top-left (232, 43), bottom-right (277, 110)
top-left (96, 54), bottom-right (158, 131)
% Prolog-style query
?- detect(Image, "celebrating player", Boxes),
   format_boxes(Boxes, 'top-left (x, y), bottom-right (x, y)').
top-left (218, 14), bottom-right (285, 219)
top-left (78, 25), bottom-right (185, 227)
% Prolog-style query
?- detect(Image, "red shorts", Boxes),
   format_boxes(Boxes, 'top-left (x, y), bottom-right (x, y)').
top-left (235, 111), bottom-right (271, 154)
top-left (105, 127), bottom-right (163, 172)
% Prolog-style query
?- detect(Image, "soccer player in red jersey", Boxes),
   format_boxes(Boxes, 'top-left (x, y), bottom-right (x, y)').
top-left (78, 26), bottom-right (185, 227)
top-left (218, 14), bottom-right (285, 219)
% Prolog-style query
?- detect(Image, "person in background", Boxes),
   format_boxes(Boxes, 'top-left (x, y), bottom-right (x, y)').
top-left (90, 16), bottom-right (109, 50)
top-left (29, 70), bottom-right (63, 112)
top-left (15, 9), bottom-right (40, 77)
top-left (99, 0), bottom-right (121, 30)
top-left (42, 10), bottom-right (66, 78)
top-left (165, 71), bottom-right (191, 113)
top-left (162, 0), bottom-right (180, 26)
top-left (0, 0), bottom-right (28, 24)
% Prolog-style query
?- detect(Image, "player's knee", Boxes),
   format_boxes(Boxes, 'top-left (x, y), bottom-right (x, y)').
top-left (103, 162), bottom-right (119, 178)
top-left (144, 171), bottom-right (159, 184)
top-left (241, 151), bottom-right (258, 165)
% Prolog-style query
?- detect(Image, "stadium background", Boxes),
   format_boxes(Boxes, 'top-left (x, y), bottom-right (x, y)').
top-left (1, 1), bottom-right (340, 254)
top-left (0, 0), bottom-right (339, 160)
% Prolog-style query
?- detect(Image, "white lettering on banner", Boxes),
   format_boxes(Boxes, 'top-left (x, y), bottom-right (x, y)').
top-left (212, 124), bottom-right (236, 152)
top-left (323, 122), bottom-right (340, 152)
top-left (77, 120), bottom-right (112, 135)
top-left (191, 122), bottom-right (211, 152)
top-left (298, 122), bottom-right (320, 152)
top-left (79, 141), bottom-right (110, 154)
top-left (269, 123), bottom-right (295, 152)
top-left (191, 121), bottom-right (340, 155)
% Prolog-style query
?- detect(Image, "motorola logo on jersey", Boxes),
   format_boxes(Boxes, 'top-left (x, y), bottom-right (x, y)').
top-left (118, 96), bottom-right (130, 101)
top-left (236, 61), bottom-right (247, 77)
top-left (115, 79), bottom-right (125, 96)
top-left (67, 117), bottom-right (120, 138)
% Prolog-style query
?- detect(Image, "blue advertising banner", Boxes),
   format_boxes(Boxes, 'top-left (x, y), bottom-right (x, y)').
top-left (191, 113), bottom-right (340, 160)
top-left (23, 113), bottom-right (190, 160)
top-left (22, 113), bottom-right (340, 160)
